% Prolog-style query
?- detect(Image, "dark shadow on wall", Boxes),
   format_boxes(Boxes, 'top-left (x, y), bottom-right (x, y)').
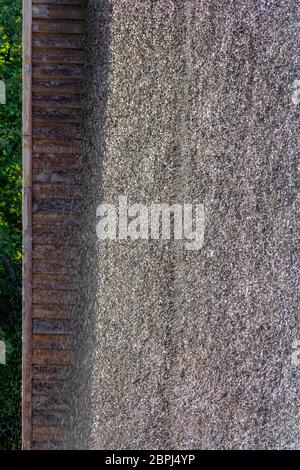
top-left (67, 0), bottom-right (300, 450)
top-left (70, 0), bottom-right (111, 449)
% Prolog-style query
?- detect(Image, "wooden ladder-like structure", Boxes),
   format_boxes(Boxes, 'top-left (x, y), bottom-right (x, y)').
top-left (23, 0), bottom-right (86, 449)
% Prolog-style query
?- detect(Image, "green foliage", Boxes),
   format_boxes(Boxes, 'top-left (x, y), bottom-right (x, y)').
top-left (0, 0), bottom-right (22, 450)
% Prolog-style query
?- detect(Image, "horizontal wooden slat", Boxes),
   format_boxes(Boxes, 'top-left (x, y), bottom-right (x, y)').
top-left (33, 48), bottom-right (84, 64)
top-left (33, 183), bottom-right (82, 198)
top-left (33, 236), bottom-right (78, 246)
top-left (33, 334), bottom-right (73, 350)
top-left (33, 235), bottom-right (75, 245)
top-left (32, 304), bottom-right (75, 319)
top-left (33, 380), bottom-right (70, 395)
top-left (32, 5), bottom-right (85, 20)
top-left (33, 20), bottom-right (84, 34)
top-left (33, 224), bottom-right (78, 244)
top-left (33, 215), bottom-right (78, 228)
top-left (33, 197), bottom-right (81, 212)
top-left (32, 396), bottom-right (69, 413)
top-left (32, 0), bottom-right (86, 4)
top-left (32, 32), bottom-right (84, 50)
top-left (33, 138), bottom-right (80, 153)
top-left (33, 140), bottom-right (80, 154)
top-left (33, 228), bottom-right (79, 245)
top-left (33, 155), bottom-right (82, 170)
top-left (33, 319), bottom-right (73, 334)
top-left (33, 106), bottom-right (82, 121)
top-left (33, 225), bottom-right (79, 246)
top-left (33, 63), bottom-right (83, 79)
top-left (33, 365), bottom-right (72, 381)
top-left (33, 273), bottom-right (77, 289)
top-left (33, 125), bottom-right (82, 139)
top-left (32, 349), bottom-right (74, 365)
top-left (33, 289), bottom-right (77, 305)
top-left (33, 244), bottom-right (78, 260)
top-left (33, 212), bottom-right (81, 225)
top-left (33, 80), bottom-right (82, 96)
top-left (33, 93), bottom-right (82, 108)
top-left (33, 261), bottom-right (78, 276)
top-left (32, 410), bottom-right (70, 427)
top-left (32, 440), bottom-right (64, 450)
top-left (32, 425), bottom-right (68, 441)
top-left (33, 169), bottom-right (82, 183)
top-left (32, 291), bottom-right (76, 308)
top-left (32, 224), bottom-right (79, 240)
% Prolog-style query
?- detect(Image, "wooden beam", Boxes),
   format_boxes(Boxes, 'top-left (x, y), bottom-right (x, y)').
top-left (22, 0), bottom-right (33, 451)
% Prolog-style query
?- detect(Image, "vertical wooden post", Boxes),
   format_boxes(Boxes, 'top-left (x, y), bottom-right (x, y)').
top-left (22, 0), bottom-right (32, 450)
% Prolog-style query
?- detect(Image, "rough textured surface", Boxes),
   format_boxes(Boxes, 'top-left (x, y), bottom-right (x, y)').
top-left (71, 0), bottom-right (299, 449)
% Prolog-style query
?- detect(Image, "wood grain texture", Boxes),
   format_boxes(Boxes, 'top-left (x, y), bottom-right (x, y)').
top-left (32, 304), bottom-right (75, 319)
top-left (32, 365), bottom-right (72, 381)
top-left (33, 124), bottom-right (83, 139)
top-left (32, 5), bottom-right (85, 20)
top-left (32, 32), bottom-right (84, 50)
top-left (24, 0), bottom-right (85, 449)
top-left (22, 0), bottom-right (33, 450)
top-left (33, 319), bottom-right (73, 334)
top-left (33, 106), bottom-right (83, 121)
top-left (31, 440), bottom-right (64, 450)
top-left (33, 63), bottom-right (83, 79)
top-left (32, 380), bottom-right (71, 395)
top-left (33, 211), bottom-right (82, 225)
top-left (33, 48), bottom-right (84, 64)
top-left (33, 273), bottom-right (78, 289)
top-left (32, 426), bottom-right (69, 441)
top-left (32, 350), bottom-right (74, 365)
top-left (33, 159), bottom-right (82, 174)
top-left (32, 0), bottom-right (86, 4)
top-left (33, 169), bottom-right (82, 183)
top-left (33, 139), bottom-right (80, 153)
top-left (33, 19), bottom-right (84, 34)
top-left (33, 183), bottom-right (82, 198)
top-left (32, 289), bottom-right (78, 305)
top-left (33, 334), bottom-right (73, 350)
top-left (33, 228), bottom-right (79, 245)
top-left (32, 410), bottom-right (70, 426)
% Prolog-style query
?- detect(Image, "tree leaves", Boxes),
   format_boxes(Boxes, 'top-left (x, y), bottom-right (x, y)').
top-left (0, 0), bottom-right (22, 450)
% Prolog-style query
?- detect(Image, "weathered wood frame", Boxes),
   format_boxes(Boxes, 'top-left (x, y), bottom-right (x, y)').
top-left (22, 0), bottom-right (33, 450)
top-left (22, 0), bottom-right (86, 449)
